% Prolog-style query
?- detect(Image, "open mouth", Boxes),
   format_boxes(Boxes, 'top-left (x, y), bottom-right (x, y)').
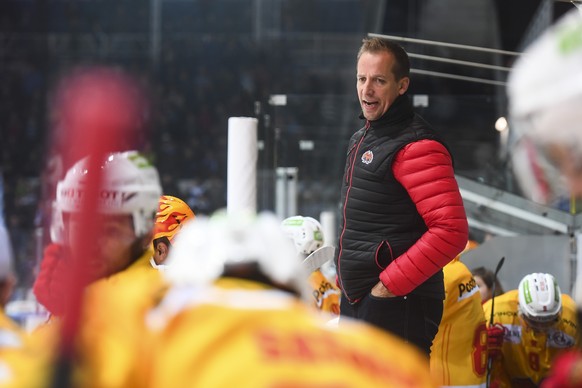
top-left (363, 100), bottom-right (377, 107)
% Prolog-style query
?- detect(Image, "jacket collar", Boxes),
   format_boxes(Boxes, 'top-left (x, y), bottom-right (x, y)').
top-left (359, 94), bottom-right (414, 128)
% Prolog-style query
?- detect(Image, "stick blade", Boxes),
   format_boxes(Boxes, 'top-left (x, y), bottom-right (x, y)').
top-left (302, 246), bottom-right (335, 273)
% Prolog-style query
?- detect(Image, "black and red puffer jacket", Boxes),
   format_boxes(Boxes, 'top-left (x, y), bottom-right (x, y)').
top-left (335, 95), bottom-right (468, 303)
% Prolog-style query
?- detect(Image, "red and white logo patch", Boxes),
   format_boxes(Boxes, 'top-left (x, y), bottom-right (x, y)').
top-left (361, 150), bottom-right (373, 164)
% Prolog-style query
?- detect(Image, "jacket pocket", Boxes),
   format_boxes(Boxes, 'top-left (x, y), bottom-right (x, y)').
top-left (374, 240), bottom-right (393, 269)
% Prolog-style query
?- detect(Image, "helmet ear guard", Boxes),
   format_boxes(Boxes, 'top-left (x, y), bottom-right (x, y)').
top-left (50, 151), bottom-right (162, 244)
top-left (518, 273), bottom-right (562, 330)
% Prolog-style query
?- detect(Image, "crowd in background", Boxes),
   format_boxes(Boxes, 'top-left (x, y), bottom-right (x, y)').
top-left (0, 0), bottom-right (365, 290)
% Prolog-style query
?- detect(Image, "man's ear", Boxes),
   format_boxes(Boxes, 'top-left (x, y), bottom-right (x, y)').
top-left (156, 241), bottom-right (170, 264)
top-left (398, 77), bottom-right (410, 95)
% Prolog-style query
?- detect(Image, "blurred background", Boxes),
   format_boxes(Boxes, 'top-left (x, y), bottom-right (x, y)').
top-left (0, 0), bottom-right (579, 294)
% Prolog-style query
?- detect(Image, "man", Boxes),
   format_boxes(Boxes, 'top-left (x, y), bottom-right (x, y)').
top-left (506, 9), bottom-right (582, 387)
top-left (335, 37), bottom-right (468, 355)
top-left (484, 273), bottom-right (578, 387)
top-left (430, 248), bottom-right (487, 387)
top-left (151, 195), bottom-right (195, 270)
top-left (281, 215), bottom-right (340, 315)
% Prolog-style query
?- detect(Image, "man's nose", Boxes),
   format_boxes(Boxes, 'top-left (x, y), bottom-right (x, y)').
top-left (362, 80), bottom-right (373, 95)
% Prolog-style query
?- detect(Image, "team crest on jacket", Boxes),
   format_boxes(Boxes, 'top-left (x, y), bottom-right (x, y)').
top-left (361, 150), bottom-right (373, 164)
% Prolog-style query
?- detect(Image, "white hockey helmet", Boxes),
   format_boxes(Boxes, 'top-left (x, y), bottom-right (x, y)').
top-left (508, 10), bottom-right (582, 204)
top-left (164, 210), bottom-right (309, 297)
top-left (50, 151), bottom-right (162, 244)
top-left (518, 273), bottom-right (562, 330)
top-left (280, 216), bottom-right (324, 256)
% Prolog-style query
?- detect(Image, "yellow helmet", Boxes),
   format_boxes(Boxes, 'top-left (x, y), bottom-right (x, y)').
top-left (153, 196), bottom-right (195, 243)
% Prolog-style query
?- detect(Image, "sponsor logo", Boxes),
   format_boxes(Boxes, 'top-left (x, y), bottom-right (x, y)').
top-left (547, 329), bottom-right (575, 348)
top-left (60, 189), bottom-right (137, 208)
top-left (504, 324), bottom-right (522, 344)
top-left (457, 277), bottom-right (479, 301)
top-left (361, 150), bottom-right (373, 164)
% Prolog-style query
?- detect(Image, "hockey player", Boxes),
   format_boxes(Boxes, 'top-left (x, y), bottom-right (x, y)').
top-left (506, 9), bottom-right (582, 387)
top-left (430, 249), bottom-right (487, 387)
top-left (121, 211), bottom-right (437, 387)
top-left (281, 215), bottom-right (340, 315)
top-left (32, 151), bottom-right (162, 317)
top-left (151, 195), bottom-right (195, 270)
top-left (484, 273), bottom-right (578, 387)
top-left (0, 151), bottom-right (164, 387)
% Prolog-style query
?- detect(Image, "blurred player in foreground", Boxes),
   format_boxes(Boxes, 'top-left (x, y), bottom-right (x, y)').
top-left (281, 215), bottom-right (340, 315)
top-left (150, 195), bottom-right (195, 270)
top-left (507, 9), bottom-right (582, 387)
top-left (484, 273), bottom-right (578, 387)
top-left (430, 246), bottom-right (487, 387)
top-left (125, 211), bottom-right (437, 387)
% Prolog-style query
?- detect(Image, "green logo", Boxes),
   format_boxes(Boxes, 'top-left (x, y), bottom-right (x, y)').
top-left (127, 153), bottom-right (152, 169)
top-left (314, 230), bottom-right (323, 242)
top-left (557, 23), bottom-right (582, 55)
top-left (523, 280), bottom-right (533, 304)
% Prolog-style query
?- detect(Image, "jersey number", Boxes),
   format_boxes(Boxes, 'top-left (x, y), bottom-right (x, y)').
top-left (472, 322), bottom-right (487, 376)
top-left (528, 352), bottom-right (540, 371)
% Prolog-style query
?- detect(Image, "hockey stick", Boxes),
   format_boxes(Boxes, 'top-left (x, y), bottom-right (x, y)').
top-left (302, 246), bottom-right (335, 273)
top-left (49, 67), bottom-right (145, 388)
top-left (486, 256), bottom-right (505, 388)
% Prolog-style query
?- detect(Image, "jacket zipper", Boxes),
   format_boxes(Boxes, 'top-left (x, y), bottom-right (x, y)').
top-left (337, 121), bottom-right (370, 303)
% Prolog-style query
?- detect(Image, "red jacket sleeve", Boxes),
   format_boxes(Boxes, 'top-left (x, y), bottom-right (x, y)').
top-left (379, 140), bottom-right (468, 295)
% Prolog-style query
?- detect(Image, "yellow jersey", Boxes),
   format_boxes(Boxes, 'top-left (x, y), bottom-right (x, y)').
top-left (131, 278), bottom-right (437, 388)
top-left (308, 269), bottom-right (340, 315)
top-left (483, 290), bottom-right (578, 387)
top-left (431, 258), bottom-right (487, 387)
top-left (0, 249), bottom-right (162, 388)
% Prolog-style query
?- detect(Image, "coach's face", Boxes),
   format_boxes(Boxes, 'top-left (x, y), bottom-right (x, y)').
top-left (357, 50), bottom-right (409, 121)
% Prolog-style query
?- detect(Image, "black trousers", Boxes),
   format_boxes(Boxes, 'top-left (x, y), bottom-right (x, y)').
top-left (339, 293), bottom-right (443, 357)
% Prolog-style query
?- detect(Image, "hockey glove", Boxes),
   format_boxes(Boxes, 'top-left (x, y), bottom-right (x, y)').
top-left (487, 323), bottom-right (507, 359)
top-left (33, 243), bottom-right (69, 316)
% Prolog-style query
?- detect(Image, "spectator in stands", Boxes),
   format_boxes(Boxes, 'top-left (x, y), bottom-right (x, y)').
top-left (472, 266), bottom-right (504, 304)
top-left (484, 272), bottom-right (578, 387)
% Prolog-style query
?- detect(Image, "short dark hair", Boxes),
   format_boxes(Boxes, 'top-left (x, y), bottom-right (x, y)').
top-left (357, 37), bottom-right (410, 81)
top-left (153, 236), bottom-right (171, 250)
